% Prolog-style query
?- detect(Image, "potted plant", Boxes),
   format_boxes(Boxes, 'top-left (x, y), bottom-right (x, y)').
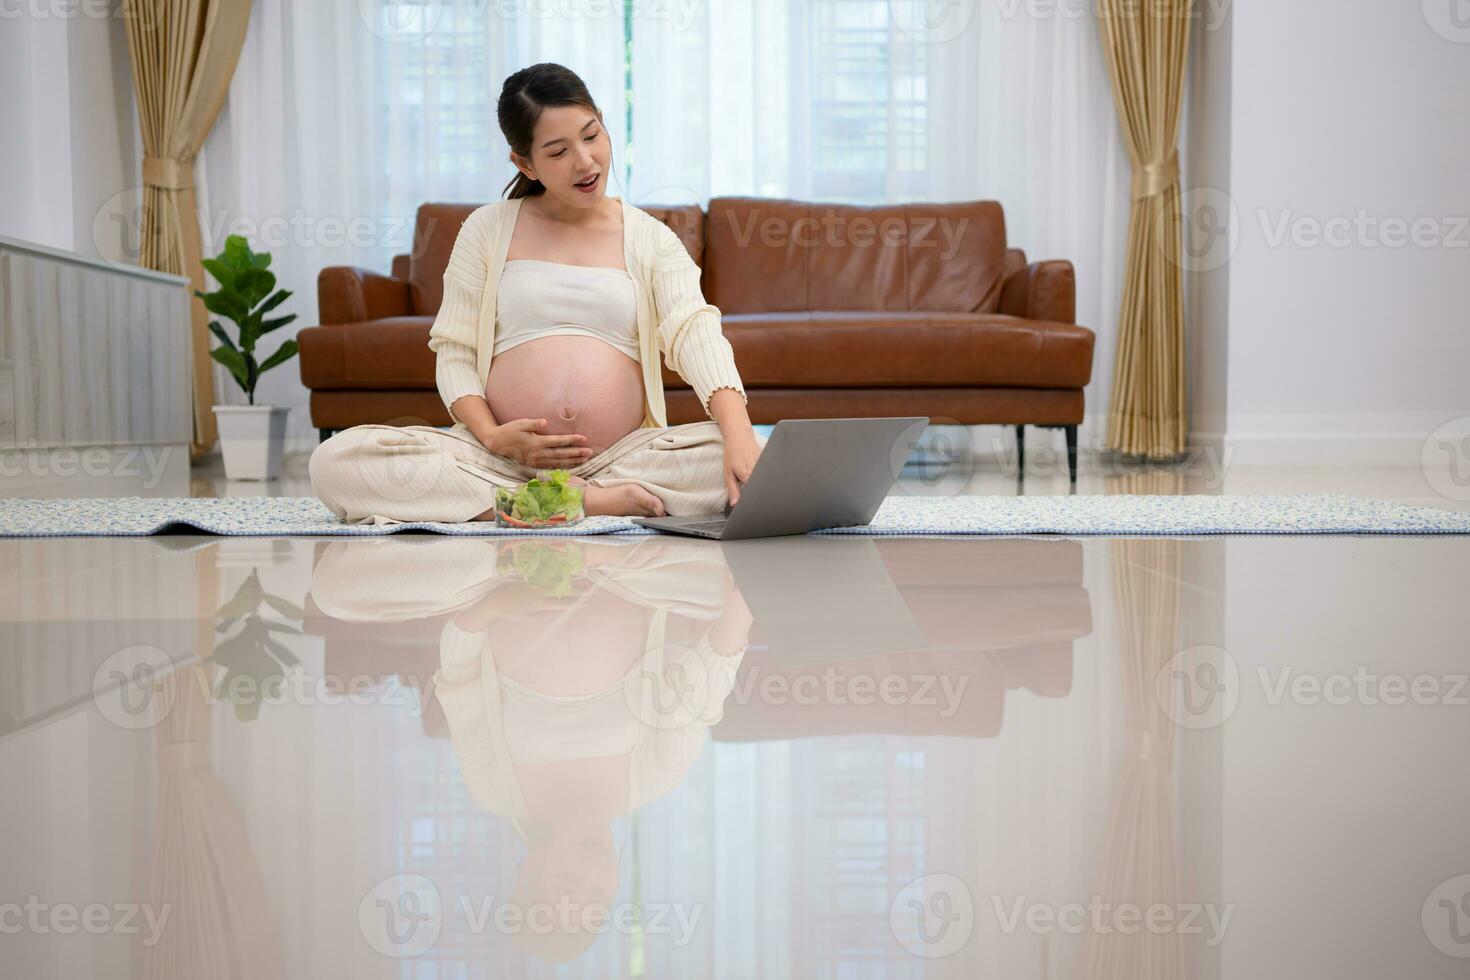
top-left (196, 234), bottom-right (299, 480)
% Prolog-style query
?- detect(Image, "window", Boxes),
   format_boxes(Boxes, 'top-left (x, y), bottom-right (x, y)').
top-left (810, 0), bottom-right (929, 201)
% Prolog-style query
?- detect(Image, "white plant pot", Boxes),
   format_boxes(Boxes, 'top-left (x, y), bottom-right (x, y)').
top-left (213, 405), bottom-right (290, 480)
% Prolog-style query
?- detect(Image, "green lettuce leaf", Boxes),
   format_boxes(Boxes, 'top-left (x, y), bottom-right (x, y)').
top-left (495, 470), bottom-right (584, 524)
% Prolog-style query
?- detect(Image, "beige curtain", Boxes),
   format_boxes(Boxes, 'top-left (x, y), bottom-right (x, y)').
top-left (145, 661), bottom-right (284, 980)
top-left (1076, 536), bottom-right (1188, 980)
top-left (124, 0), bottom-right (253, 459)
top-left (1098, 0), bottom-right (1194, 459)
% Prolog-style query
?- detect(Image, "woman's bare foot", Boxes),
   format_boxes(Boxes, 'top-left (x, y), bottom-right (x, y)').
top-left (584, 483), bottom-right (666, 517)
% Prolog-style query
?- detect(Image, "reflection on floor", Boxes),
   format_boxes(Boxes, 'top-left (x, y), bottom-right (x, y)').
top-left (2, 485), bottom-right (1468, 977)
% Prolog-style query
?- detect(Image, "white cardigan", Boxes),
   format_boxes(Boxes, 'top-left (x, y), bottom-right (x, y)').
top-left (427, 196), bottom-right (748, 429)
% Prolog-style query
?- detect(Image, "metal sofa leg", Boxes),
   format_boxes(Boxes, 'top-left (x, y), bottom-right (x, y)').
top-left (1014, 424), bottom-right (1026, 477)
top-left (1034, 424), bottom-right (1080, 484)
top-left (1064, 424), bottom-right (1078, 485)
top-left (319, 427), bottom-right (334, 443)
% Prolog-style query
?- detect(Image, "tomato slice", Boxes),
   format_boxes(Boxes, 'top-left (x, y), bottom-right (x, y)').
top-left (496, 510), bottom-right (534, 528)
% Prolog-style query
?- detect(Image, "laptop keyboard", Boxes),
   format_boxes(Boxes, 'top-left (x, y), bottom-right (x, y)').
top-left (675, 520), bottom-right (728, 533)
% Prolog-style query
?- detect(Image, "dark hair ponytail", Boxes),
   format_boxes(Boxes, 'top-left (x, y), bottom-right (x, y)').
top-left (498, 63), bottom-right (610, 200)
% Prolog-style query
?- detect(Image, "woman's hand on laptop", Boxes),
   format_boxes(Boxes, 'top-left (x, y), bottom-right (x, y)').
top-left (721, 428), bottom-right (763, 507)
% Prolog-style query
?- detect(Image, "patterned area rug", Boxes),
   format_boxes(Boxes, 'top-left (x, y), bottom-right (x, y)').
top-left (1, 493), bottom-right (1468, 537)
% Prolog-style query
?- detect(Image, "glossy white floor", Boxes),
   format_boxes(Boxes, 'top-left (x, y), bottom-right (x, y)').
top-left (2, 439), bottom-right (1469, 978)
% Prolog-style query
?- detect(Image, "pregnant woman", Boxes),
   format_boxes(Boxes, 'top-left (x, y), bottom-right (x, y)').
top-left (310, 62), bottom-right (763, 524)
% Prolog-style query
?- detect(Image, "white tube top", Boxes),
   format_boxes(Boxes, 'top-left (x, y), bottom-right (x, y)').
top-left (492, 258), bottom-right (639, 360)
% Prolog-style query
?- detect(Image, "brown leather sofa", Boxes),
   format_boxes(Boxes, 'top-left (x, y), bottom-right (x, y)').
top-left (298, 197), bottom-right (1095, 480)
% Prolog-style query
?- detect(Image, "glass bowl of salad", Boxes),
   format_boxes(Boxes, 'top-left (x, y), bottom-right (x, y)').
top-left (492, 470), bottom-right (586, 529)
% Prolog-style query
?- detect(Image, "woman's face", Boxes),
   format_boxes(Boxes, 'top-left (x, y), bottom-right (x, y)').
top-left (513, 104), bottom-right (611, 207)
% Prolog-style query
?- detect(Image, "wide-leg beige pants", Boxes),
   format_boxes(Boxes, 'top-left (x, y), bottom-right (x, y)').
top-left (309, 420), bottom-right (734, 525)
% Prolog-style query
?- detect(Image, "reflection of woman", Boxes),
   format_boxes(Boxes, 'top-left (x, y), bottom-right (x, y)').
top-left (310, 62), bottom-right (764, 526)
top-left (432, 536), bottom-right (749, 961)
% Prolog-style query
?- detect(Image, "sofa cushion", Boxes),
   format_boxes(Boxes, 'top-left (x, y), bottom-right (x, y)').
top-left (297, 317), bottom-right (438, 390)
top-left (662, 312), bottom-right (1094, 390)
top-left (701, 197), bottom-right (1008, 316)
top-left (302, 310), bottom-right (1093, 394)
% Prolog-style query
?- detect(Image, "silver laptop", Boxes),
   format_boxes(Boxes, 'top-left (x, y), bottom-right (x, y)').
top-left (632, 417), bottom-right (928, 540)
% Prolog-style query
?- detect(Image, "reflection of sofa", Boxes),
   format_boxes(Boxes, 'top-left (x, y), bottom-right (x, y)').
top-left (714, 539), bottom-right (1092, 741)
top-left (302, 591), bottom-right (450, 738)
top-left (300, 539), bottom-right (454, 737)
top-left (297, 198), bottom-right (1096, 480)
top-left (300, 537), bottom-right (1093, 743)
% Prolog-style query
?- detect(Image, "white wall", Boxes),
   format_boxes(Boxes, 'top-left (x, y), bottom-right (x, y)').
top-left (1182, 0), bottom-right (1234, 457)
top-left (1220, 0), bottom-right (1470, 465)
top-left (0, 1), bottom-right (139, 262)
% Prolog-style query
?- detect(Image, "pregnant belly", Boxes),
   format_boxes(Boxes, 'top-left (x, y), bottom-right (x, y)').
top-left (485, 335), bottom-right (647, 456)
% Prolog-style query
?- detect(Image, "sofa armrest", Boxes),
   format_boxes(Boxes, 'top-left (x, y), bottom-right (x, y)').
top-left (1001, 255), bottom-right (1076, 326)
top-left (318, 266), bottom-right (414, 325)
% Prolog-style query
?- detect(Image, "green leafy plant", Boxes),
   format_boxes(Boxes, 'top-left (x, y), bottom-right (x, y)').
top-left (195, 234), bottom-right (298, 405)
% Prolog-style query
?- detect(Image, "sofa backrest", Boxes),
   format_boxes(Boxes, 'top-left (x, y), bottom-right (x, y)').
top-left (408, 203), bottom-right (480, 316)
top-left (701, 197), bottom-right (1008, 315)
top-left (408, 201), bottom-right (706, 316)
top-left (406, 198), bottom-right (1005, 316)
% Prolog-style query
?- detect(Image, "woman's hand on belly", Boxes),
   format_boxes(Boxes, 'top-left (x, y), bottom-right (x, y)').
top-left (486, 336), bottom-right (647, 456)
top-left (484, 418), bottom-right (596, 469)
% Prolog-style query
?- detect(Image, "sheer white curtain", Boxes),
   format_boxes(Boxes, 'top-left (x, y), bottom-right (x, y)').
top-left (197, 0), bottom-right (629, 448)
top-left (630, 0), bottom-right (1131, 451)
